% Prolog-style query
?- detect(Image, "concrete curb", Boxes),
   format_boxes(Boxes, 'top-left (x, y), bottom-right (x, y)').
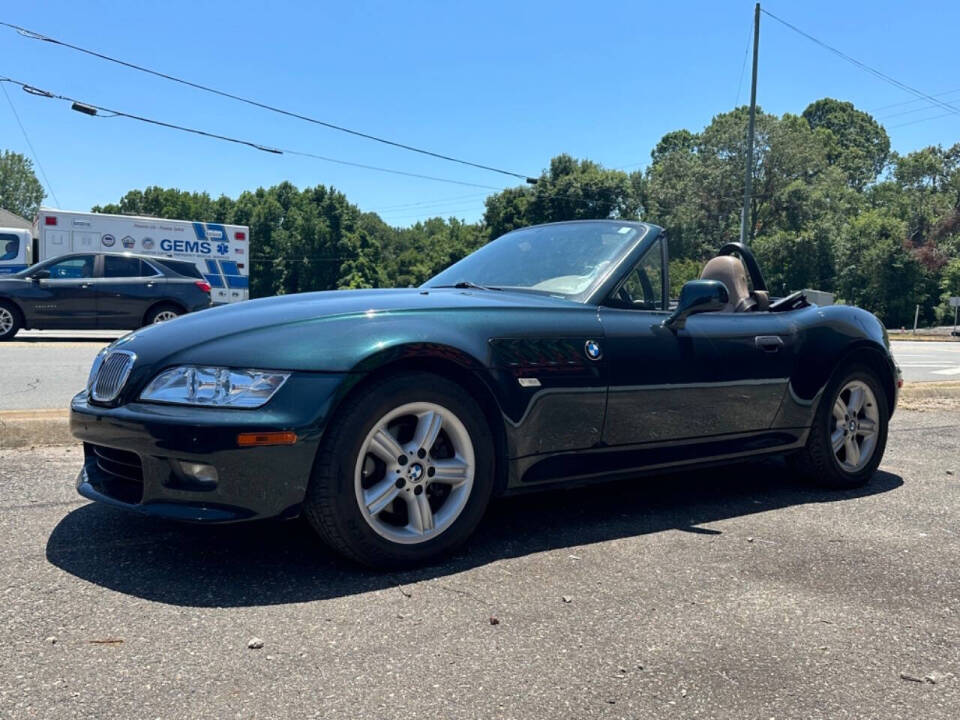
top-left (0, 409), bottom-right (72, 450)
top-left (889, 335), bottom-right (959, 343)
top-left (2, 382), bottom-right (959, 450)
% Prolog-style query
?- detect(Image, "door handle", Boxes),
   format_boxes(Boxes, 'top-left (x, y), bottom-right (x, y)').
top-left (80, 283), bottom-right (91, 289)
top-left (146, 282), bottom-right (156, 288)
top-left (755, 335), bottom-right (784, 352)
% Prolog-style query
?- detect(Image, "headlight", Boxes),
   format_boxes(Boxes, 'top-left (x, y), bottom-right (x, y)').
top-left (139, 366), bottom-right (290, 408)
top-left (87, 348), bottom-right (108, 393)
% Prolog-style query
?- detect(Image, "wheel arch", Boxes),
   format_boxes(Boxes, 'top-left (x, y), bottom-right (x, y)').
top-left (832, 342), bottom-right (898, 417)
top-left (326, 343), bottom-right (511, 497)
top-left (792, 340), bottom-right (897, 420)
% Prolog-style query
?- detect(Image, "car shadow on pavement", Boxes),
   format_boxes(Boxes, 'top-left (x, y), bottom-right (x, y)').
top-left (45, 459), bottom-right (903, 608)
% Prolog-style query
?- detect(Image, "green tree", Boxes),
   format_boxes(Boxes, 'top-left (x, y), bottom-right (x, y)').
top-left (646, 106), bottom-right (836, 262)
top-left (836, 210), bottom-right (935, 327)
top-left (483, 154), bottom-right (643, 239)
top-left (92, 186), bottom-right (231, 221)
top-left (938, 258), bottom-right (960, 323)
top-left (802, 98), bottom-right (890, 188)
top-left (0, 149), bottom-right (44, 219)
top-left (338, 226), bottom-right (387, 289)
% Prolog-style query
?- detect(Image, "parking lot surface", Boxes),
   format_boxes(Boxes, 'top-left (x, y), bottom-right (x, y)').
top-left (2, 332), bottom-right (957, 410)
top-left (2, 409), bottom-right (958, 718)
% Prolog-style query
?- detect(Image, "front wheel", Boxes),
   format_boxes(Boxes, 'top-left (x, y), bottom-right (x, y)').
top-left (791, 364), bottom-right (889, 488)
top-left (0, 302), bottom-right (21, 341)
top-left (303, 372), bottom-right (495, 568)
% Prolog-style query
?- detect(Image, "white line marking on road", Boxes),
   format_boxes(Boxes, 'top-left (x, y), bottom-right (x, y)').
top-left (931, 367), bottom-right (960, 376)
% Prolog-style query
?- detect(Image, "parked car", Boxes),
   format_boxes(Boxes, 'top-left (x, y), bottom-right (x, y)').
top-left (0, 252), bottom-right (212, 339)
top-left (71, 221), bottom-right (901, 567)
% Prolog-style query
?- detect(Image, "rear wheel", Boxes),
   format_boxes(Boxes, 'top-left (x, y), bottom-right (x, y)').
top-left (145, 304), bottom-right (182, 325)
top-left (0, 301), bottom-right (21, 340)
top-left (303, 372), bottom-right (495, 568)
top-left (791, 364), bottom-right (889, 488)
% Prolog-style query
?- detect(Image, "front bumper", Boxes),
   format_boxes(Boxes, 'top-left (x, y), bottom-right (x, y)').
top-left (70, 372), bottom-right (347, 522)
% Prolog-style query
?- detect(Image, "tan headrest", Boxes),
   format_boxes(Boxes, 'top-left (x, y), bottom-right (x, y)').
top-left (700, 256), bottom-right (752, 312)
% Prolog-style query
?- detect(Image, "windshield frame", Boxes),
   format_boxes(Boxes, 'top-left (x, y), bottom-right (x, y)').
top-left (423, 220), bottom-right (656, 304)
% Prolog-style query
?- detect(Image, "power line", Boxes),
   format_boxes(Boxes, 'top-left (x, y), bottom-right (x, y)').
top-left (877, 102), bottom-right (959, 122)
top-left (0, 80), bottom-right (60, 206)
top-left (373, 192), bottom-right (488, 213)
top-left (889, 110), bottom-right (956, 130)
top-left (871, 87), bottom-right (960, 113)
top-left (0, 76), bottom-right (506, 192)
top-left (735, 20), bottom-right (752, 107)
top-left (0, 20), bottom-right (537, 184)
top-left (379, 204), bottom-right (484, 221)
top-left (281, 149), bottom-right (503, 190)
top-left (761, 9), bottom-right (960, 119)
top-left (377, 200), bottom-right (486, 218)
top-left (1, 79), bottom-right (654, 222)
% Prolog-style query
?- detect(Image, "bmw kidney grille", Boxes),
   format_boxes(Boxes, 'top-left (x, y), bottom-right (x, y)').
top-left (91, 351), bottom-right (137, 402)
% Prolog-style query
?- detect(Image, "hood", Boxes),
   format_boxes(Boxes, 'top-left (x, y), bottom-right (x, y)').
top-left (110, 287), bottom-right (582, 373)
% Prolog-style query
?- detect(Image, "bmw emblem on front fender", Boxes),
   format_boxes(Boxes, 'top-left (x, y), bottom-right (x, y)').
top-left (584, 340), bottom-right (602, 361)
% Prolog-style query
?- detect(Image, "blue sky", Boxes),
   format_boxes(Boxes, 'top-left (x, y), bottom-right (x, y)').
top-left (1, 0), bottom-right (958, 226)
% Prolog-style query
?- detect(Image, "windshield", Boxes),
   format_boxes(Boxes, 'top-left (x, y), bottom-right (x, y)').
top-left (425, 222), bottom-right (645, 299)
top-left (1, 233), bottom-right (20, 262)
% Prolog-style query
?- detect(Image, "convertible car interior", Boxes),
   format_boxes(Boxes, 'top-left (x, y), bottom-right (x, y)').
top-left (698, 242), bottom-right (807, 314)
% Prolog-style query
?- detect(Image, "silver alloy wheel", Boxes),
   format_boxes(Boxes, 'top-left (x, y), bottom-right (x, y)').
top-left (830, 379), bottom-right (880, 473)
top-left (153, 310), bottom-right (179, 323)
top-left (0, 307), bottom-right (13, 335)
top-left (354, 401), bottom-right (475, 545)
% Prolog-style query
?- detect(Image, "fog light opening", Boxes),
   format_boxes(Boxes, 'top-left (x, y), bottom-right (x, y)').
top-left (178, 461), bottom-right (219, 485)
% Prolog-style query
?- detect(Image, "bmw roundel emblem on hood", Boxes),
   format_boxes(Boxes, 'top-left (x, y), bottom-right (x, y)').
top-left (584, 340), bottom-right (602, 360)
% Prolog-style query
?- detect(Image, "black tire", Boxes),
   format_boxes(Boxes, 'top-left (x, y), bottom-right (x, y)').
top-left (790, 363), bottom-right (889, 488)
top-left (303, 372), bottom-right (495, 568)
top-left (144, 304), bottom-right (182, 325)
top-left (0, 300), bottom-right (22, 341)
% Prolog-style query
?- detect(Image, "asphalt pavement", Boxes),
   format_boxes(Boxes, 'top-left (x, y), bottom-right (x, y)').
top-left (0, 331), bottom-right (125, 411)
top-left (888, 340), bottom-right (960, 381)
top-left (1, 408), bottom-right (958, 718)
top-left (1, 331), bottom-right (957, 411)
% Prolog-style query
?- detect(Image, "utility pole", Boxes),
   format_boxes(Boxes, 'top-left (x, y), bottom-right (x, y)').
top-left (739, 2), bottom-right (761, 245)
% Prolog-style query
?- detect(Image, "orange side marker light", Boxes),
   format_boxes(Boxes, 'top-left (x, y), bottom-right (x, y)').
top-left (237, 431), bottom-right (297, 447)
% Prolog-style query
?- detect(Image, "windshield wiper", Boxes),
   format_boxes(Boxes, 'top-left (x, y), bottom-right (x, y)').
top-left (432, 281), bottom-right (502, 291)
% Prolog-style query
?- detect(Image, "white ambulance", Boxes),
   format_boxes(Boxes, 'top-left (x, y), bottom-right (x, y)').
top-left (0, 208), bottom-right (251, 304)
top-left (0, 227), bottom-right (32, 276)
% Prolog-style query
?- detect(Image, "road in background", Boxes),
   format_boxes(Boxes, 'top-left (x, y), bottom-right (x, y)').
top-left (1, 333), bottom-right (958, 411)
top-left (0, 331), bottom-right (125, 411)
top-left (889, 340), bottom-right (960, 382)
top-left (2, 410), bottom-right (958, 718)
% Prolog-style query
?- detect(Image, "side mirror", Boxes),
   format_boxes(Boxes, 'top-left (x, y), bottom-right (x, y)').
top-left (31, 269), bottom-right (50, 282)
top-left (663, 279), bottom-right (729, 332)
